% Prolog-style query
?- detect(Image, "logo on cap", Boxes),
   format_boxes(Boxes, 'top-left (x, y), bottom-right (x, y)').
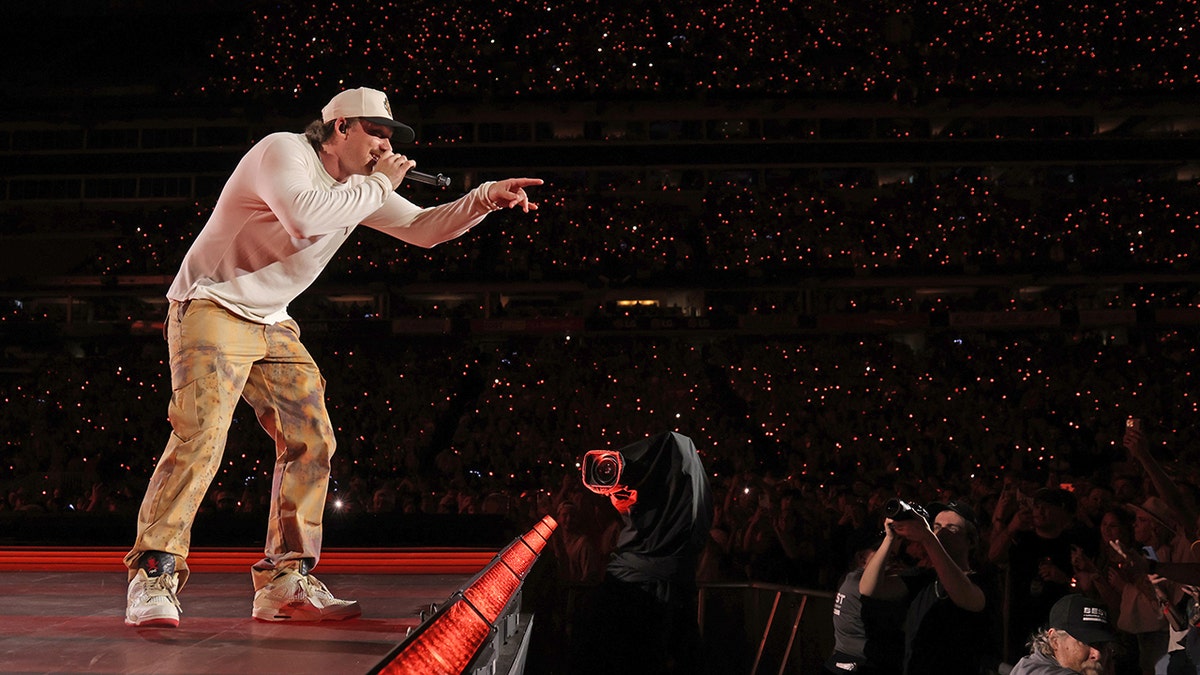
top-left (1082, 606), bottom-right (1108, 624)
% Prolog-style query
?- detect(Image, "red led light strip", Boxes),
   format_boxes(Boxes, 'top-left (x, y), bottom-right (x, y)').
top-left (463, 561), bottom-right (521, 623)
top-left (501, 539), bottom-right (538, 579)
top-left (377, 599), bottom-right (491, 675)
top-left (371, 515), bottom-right (559, 674)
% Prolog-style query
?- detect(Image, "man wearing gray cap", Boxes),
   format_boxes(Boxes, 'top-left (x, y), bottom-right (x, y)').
top-left (123, 87), bottom-right (542, 628)
top-left (1009, 594), bottom-right (1116, 675)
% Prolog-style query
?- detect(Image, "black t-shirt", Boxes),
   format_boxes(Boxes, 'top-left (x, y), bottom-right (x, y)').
top-left (902, 568), bottom-right (995, 675)
top-left (1005, 527), bottom-right (1091, 659)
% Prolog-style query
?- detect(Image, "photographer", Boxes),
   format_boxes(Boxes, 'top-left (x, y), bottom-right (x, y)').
top-left (860, 500), bottom-right (995, 675)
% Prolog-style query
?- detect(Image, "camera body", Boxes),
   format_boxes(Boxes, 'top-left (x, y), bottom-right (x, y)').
top-left (582, 450), bottom-right (625, 496)
top-left (884, 498), bottom-right (930, 524)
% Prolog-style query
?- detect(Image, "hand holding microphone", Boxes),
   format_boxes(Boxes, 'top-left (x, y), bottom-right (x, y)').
top-left (372, 148), bottom-right (416, 190)
top-left (372, 150), bottom-right (543, 209)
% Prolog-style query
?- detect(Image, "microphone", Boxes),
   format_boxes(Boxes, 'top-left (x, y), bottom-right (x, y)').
top-left (405, 170), bottom-right (451, 187)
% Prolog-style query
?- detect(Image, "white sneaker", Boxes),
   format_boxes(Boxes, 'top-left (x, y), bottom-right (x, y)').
top-left (252, 569), bottom-right (361, 622)
top-left (125, 568), bottom-right (181, 627)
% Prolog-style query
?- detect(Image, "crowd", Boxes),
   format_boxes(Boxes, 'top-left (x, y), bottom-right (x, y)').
top-left (37, 175), bottom-right (1200, 292)
top-left (6, 325), bottom-right (1200, 671)
top-left (0, 331), bottom-right (1190, 509)
top-left (192, 0), bottom-right (1200, 105)
top-left (4, 1), bottom-right (1200, 669)
top-left (5, 326), bottom-right (1200, 540)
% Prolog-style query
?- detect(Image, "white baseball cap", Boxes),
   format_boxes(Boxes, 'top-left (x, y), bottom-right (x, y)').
top-left (322, 87), bottom-right (415, 143)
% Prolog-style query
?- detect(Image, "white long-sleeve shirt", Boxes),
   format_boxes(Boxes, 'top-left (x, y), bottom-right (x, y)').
top-left (167, 132), bottom-right (496, 324)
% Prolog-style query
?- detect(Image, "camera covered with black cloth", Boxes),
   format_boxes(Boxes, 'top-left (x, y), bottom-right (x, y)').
top-left (572, 431), bottom-right (713, 675)
top-left (581, 430), bottom-right (712, 594)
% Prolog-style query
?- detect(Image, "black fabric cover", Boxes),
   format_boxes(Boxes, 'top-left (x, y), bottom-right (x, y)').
top-left (604, 430), bottom-right (713, 598)
top-left (570, 431), bottom-right (713, 674)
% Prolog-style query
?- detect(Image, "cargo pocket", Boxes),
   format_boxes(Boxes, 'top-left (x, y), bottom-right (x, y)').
top-left (167, 369), bottom-right (229, 443)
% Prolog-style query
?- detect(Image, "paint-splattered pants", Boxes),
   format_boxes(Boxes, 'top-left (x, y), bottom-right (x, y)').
top-left (124, 300), bottom-right (336, 590)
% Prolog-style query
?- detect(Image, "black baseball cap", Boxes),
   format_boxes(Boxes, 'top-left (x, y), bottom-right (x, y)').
top-left (1034, 487), bottom-right (1077, 513)
top-left (928, 500), bottom-right (978, 526)
top-left (1048, 594), bottom-right (1116, 645)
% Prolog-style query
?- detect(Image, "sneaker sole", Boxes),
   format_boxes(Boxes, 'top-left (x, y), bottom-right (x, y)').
top-left (251, 605), bottom-right (361, 622)
top-left (125, 616), bottom-right (180, 628)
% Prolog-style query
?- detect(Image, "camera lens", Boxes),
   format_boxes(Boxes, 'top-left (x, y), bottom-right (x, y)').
top-left (592, 456), bottom-right (620, 486)
top-left (883, 498), bottom-right (928, 523)
top-left (581, 450), bottom-right (625, 495)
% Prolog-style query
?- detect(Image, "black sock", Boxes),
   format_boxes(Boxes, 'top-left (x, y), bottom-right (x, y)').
top-left (139, 551), bottom-right (176, 578)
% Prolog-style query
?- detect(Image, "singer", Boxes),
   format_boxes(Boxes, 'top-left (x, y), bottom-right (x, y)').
top-left (122, 86), bottom-right (542, 629)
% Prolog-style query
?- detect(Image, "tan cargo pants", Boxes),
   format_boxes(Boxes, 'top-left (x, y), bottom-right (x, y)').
top-left (124, 299), bottom-right (337, 590)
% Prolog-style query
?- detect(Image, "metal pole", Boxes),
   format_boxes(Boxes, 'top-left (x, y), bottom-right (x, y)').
top-left (750, 590), bottom-right (781, 675)
top-left (777, 593), bottom-right (808, 675)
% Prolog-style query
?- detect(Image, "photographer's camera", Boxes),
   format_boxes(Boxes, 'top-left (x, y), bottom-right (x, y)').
top-left (884, 498), bottom-right (930, 524)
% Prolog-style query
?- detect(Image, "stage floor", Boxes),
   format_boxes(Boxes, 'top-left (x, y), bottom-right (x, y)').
top-left (0, 567), bottom-right (476, 675)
